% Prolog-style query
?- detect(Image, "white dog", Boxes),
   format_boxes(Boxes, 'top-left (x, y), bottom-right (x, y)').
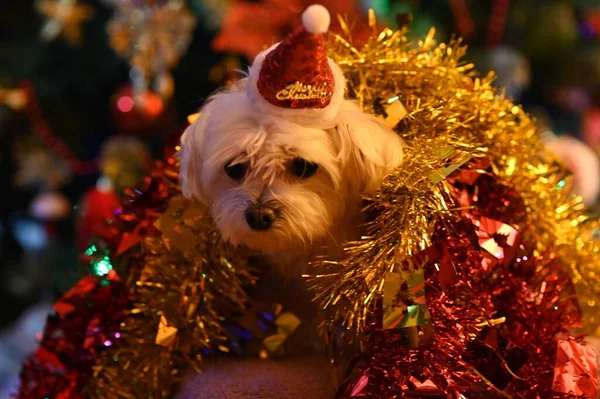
top-left (179, 83), bottom-right (403, 261)
top-left (178, 5), bottom-right (403, 267)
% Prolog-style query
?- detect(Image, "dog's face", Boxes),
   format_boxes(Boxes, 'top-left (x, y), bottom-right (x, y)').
top-left (179, 85), bottom-right (403, 253)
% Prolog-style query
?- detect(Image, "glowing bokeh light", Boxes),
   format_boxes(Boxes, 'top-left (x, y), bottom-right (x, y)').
top-left (117, 96), bottom-right (134, 113)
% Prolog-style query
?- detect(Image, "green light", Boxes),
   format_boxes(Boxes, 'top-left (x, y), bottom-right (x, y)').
top-left (407, 305), bottom-right (419, 314)
top-left (556, 180), bottom-right (566, 190)
top-left (92, 256), bottom-right (113, 276)
top-left (85, 245), bottom-right (97, 256)
top-left (370, 0), bottom-right (389, 16)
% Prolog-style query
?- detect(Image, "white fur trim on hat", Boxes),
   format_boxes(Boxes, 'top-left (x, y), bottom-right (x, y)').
top-left (246, 43), bottom-right (346, 128)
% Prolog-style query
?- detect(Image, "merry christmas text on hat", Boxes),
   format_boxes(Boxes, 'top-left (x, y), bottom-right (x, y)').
top-left (256, 4), bottom-right (335, 109)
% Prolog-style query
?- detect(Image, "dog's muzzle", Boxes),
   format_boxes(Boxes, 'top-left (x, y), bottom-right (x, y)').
top-left (245, 204), bottom-right (278, 231)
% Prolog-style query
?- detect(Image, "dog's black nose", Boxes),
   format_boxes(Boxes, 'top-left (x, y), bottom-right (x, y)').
top-left (245, 205), bottom-right (277, 231)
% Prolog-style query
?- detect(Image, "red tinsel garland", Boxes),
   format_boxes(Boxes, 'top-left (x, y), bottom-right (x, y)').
top-left (334, 166), bottom-right (591, 398)
top-left (17, 154), bottom-right (179, 398)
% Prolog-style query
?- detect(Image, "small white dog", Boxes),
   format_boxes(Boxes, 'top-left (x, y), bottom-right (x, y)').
top-left (179, 5), bottom-right (403, 266)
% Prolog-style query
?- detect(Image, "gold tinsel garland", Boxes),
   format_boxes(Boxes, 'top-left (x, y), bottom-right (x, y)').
top-left (84, 163), bottom-right (255, 398)
top-left (309, 16), bottom-right (600, 336)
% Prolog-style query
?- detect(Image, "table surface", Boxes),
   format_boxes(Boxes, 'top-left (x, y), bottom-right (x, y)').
top-left (177, 354), bottom-right (337, 399)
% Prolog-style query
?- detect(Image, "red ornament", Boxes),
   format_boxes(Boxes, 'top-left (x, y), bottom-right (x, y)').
top-left (75, 186), bottom-right (121, 253)
top-left (110, 85), bottom-right (173, 135)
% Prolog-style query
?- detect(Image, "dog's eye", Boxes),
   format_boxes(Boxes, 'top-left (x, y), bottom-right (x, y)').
top-left (224, 160), bottom-right (248, 181)
top-left (290, 158), bottom-right (318, 179)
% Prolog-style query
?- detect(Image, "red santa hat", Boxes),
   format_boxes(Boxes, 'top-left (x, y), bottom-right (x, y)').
top-left (246, 4), bottom-right (346, 126)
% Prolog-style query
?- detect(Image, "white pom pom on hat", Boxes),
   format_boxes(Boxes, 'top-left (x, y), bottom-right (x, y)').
top-left (302, 4), bottom-right (331, 34)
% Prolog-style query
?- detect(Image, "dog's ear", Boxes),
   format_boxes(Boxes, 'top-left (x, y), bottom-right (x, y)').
top-left (335, 100), bottom-right (404, 193)
top-left (179, 84), bottom-right (253, 203)
top-left (178, 110), bottom-right (209, 203)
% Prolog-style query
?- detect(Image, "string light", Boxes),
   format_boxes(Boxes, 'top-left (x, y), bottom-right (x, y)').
top-left (37, 0), bottom-right (94, 45)
top-left (116, 95), bottom-right (134, 113)
top-left (487, 0), bottom-right (511, 47)
top-left (20, 81), bottom-right (98, 176)
top-left (85, 244), bottom-right (114, 277)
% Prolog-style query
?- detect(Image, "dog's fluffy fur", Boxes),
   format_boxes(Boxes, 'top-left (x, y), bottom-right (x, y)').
top-left (179, 79), bottom-right (403, 264)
